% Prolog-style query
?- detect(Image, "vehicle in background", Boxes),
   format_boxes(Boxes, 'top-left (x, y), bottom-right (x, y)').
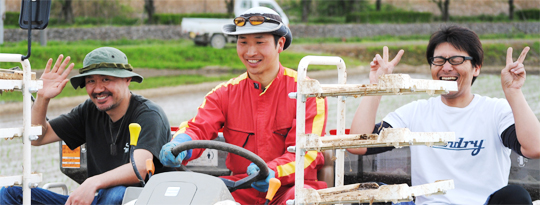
top-left (181, 0), bottom-right (289, 49)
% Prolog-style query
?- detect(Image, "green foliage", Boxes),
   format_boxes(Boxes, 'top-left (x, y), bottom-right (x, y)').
top-left (48, 16), bottom-right (141, 27)
top-left (515, 8), bottom-right (540, 20)
top-left (307, 16), bottom-right (346, 24)
top-left (314, 0), bottom-right (371, 17)
top-left (0, 39), bottom-right (359, 71)
top-left (4, 12), bottom-right (20, 27)
top-left (154, 13), bottom-right (234, 25)
top-left (346, 11), bottom-right (433, 23)
top-left (434, 14), bottom-right (510, 22)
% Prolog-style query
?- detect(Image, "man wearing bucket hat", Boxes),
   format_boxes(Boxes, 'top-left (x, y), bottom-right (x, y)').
top-left (159, 7), bottom-right (328, 204)
top-left (0, 47), bottom-right (171, 205)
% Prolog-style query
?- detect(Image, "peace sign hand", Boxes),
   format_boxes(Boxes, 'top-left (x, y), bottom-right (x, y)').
top-left (369, 46), bottom-right (404, 84)
top-left (38, 55), bottom-right (74, 100)
top-left (501, 47), bottom-right (529, 91)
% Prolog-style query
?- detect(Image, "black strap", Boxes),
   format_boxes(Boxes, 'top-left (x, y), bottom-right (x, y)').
top-left (365, 121), bottom-right (395, 155)
top-left (501, 124), bottom-right (524, 157)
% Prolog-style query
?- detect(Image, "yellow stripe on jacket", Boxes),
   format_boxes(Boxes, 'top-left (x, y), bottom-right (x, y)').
top-left (276, 151), bottom-right (318, 177)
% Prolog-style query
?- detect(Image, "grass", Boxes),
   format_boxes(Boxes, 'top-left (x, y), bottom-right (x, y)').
top-left (0, 39), bottom-right (363, 71)
top-left (0, 74), bottom-right (237, 103)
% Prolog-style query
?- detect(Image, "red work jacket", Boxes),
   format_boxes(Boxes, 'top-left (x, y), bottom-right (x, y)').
top-left (177, 64), bottom-right (328, 187)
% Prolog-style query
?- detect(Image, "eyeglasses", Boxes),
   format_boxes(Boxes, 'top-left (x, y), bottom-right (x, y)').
top-left (234, 16), bottom-right (280, 27)
top-left (430, 56), bottom-right (473, 66)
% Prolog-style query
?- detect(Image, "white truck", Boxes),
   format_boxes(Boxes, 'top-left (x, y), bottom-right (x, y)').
top-left (181, 0), bottom-right (289, 49)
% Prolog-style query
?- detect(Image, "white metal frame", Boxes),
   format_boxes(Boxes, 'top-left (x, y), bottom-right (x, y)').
top-left (294, 56), bottom-right (347, 205)
top-left (291, 56), bottom-right (458, 205)
top-left (0, 54), bottom-right (43, 205)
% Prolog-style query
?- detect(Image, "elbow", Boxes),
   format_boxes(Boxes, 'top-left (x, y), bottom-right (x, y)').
top-left (522, 148), bottom-right (540, 159)
top-left (31, 138), bottom-right (43, 146)
top-left (347, 148), bottom-right (367, 155)
top-left (525, 152), bottom-right (540, 159)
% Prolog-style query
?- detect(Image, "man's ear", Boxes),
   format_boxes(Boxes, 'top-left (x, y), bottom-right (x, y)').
top-left (277, 36), bottom-right (285, 53)
top-left (473, 65), bottom-right (481, 77)
top-left (126, 77), bottom-right (132, 86)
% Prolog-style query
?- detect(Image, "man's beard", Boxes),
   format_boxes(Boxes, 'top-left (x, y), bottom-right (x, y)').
top-left (96, 102), bottom-right (119, 112)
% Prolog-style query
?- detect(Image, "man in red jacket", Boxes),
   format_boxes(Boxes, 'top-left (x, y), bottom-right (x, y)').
top-left (159, 6), bottom-right (328, 205)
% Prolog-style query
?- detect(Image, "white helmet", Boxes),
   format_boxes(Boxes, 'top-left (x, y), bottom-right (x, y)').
top-left (222, 7), bottom-right (292, 50)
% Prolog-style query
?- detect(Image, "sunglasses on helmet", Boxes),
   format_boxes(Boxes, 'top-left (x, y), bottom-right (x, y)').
top-left (233, 16), bottom-right (281, 27)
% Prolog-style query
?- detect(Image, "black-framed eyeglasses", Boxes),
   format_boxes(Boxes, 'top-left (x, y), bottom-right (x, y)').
top-left (234, 16), bottom-right (280, 27)
top-left (430, 56), bottom-right (473, 66)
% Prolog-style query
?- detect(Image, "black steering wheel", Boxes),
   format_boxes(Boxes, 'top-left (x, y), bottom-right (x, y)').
top-left (171, 140), bottom-right (269, 192)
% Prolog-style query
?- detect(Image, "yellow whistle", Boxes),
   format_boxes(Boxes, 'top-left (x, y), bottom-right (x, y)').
top-left (129, 123), bottom-right (141, 146)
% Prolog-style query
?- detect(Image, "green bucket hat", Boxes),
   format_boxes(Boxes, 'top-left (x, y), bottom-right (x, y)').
top-left (70, 47), bottom-right (143, 89)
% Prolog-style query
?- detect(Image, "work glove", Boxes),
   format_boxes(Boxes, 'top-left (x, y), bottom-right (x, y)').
top-left (247, 162), bottom-right (276, 192)
top-left (159, 133), bottom-right (192, 167)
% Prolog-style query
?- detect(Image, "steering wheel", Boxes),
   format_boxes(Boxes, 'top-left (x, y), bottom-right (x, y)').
top-left (171, 140), bottom-right (269, 192)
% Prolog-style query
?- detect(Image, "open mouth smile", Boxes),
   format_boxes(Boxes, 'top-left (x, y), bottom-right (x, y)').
top-left (440, 76), bottom-right (458, 81)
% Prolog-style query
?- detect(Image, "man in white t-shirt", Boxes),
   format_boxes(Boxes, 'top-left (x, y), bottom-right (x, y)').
top-left (347, 26), bottom-right (539, 204)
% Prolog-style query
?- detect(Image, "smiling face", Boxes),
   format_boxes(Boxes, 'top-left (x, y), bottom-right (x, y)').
top-left (237, 33), bottom-right (284, 82)
top-left (431, 42), bottom-right (480, 100)
top-left (85, 75), bottom-right (131, 112)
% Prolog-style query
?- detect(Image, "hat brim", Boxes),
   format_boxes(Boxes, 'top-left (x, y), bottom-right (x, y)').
top-left (222, 22), bottom-right (283, 36)
top-left (70, 68), bottom-right (143, 89)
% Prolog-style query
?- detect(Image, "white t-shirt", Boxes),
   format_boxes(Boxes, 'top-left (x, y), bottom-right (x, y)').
top-left (384, 94), bottom-right (514, 205)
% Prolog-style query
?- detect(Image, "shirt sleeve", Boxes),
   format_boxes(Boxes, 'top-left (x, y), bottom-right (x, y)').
top-left (266, 96), bottom-right (328, 186)
top-left (49, 102), bottom-right (87, 150)
top-left (178, 84), bottom-right (227, 161)
top-left (365, 121), bottom-right (395, 155)
top-left (494, 99), bottom-right (515, 137)
top-left (383, 100), bottom-right (417, 129)
top-left (133, 110), bottom-right (171, 159)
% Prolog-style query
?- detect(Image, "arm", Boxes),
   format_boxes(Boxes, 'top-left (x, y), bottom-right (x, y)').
top-left (160, 85), bottom-right (226, 167)
top-left (32, 55), bottom-right (74, 146)
top-left (347, 47), bottom-right (404, 155)
top-left (501, 47), bottom-right (540, 159)
top-left (65, 149), bottom-right (153, 205)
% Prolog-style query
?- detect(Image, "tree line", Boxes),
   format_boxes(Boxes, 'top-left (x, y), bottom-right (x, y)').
top-left (51, 0), bottom-right (530, 24)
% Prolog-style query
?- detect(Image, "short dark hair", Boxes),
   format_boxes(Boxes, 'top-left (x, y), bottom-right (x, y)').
top-left (235, 34), bottom-right (282, 48)
top-left (273, 35), bottom-right (281, 48)
top-left (426, 26), bottom-right (483, 85)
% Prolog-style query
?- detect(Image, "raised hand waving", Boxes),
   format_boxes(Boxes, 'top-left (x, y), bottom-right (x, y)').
top-left (38, 55), bottom-right (74, 99)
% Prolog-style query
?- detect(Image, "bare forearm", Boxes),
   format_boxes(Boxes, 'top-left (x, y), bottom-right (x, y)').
top-left (31, 94), bottom-right (51, 145)
top-left (348, 96), bottom-right (382, 155)
top-left (504, 88), bottom-right (540, 158)
top-left (89, 149), bottom-right (152, 189)
top-left (350, 96), bottom-right (382, 134)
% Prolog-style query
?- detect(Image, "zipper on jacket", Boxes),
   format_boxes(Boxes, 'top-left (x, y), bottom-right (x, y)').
top-left (242, 133), bottom-right (254, 147)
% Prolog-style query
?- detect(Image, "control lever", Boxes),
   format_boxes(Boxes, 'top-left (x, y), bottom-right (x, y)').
top-left (129, 123), bottom-right (145, 186)
top-left (264, 178), bottom-right (281, 205)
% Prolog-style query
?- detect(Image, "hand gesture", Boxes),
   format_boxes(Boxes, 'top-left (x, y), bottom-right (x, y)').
top-left (501, 47), bottom-right (529, 91)
top-left (369, 46), bottom-right (404, 84)
top-left (38, 55), bottom-right (74, 99)
top-left (64, 180), bottom-right (97, 205)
